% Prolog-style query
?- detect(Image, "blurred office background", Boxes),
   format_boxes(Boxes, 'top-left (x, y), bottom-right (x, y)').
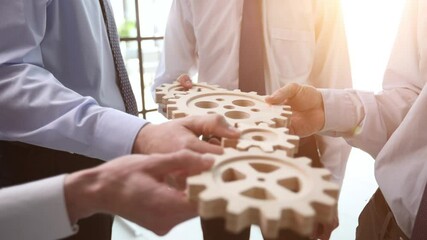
top-left (110, 0), bottom-right (406, 239)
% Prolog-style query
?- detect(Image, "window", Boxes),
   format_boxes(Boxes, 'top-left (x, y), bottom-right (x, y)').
top-left (112, 0), bottom-right (172, 123)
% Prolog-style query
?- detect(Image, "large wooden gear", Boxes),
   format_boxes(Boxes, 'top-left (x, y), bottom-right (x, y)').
top-left (166, 90), bottom-right (292, 127)
top-left (222, 123), bottom-right (300, 155)
top-left (155, 81), bottom-right (225, 114)
top-left (187, 148), bottom-right (339, 238)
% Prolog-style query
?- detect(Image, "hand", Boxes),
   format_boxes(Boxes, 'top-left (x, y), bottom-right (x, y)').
top-left (177, 74), bottom-right (193, 89)
top-left (133, 114), bottom-right (240, 155)
top-left (64, 150), bottom-right (214, 236)
top-left (312, 216), bottom-right (339, 240)
top-left (265, 83), bottom-right (325, 137)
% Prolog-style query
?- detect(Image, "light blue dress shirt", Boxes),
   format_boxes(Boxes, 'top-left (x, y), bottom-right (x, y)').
top-left (0, 0), bottom-right (147, 160)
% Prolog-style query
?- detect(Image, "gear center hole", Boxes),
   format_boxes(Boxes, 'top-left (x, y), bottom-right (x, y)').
top-left (252, 135), bottom-right (265, 141)
top-left (195, 101), bottom-right (218, 109)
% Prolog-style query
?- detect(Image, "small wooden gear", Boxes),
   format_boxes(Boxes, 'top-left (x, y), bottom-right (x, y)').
top-left (187, 148), bottom-right (339, 239)
top-left (222, 123), bottom-right (300, 155)
top-left (167, 90), bottom-right (292, 127)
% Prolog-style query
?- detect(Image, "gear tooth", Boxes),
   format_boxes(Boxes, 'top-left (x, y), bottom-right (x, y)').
top-left (167, 98), bottom-right (178, 105)
top-left (294, 157), bottom-right (312, 166)
top-left (314, 168), bottom-right (333, 179)
top-left (316, 193), bottom-right (337, 207)
top-left (290, 205), bottom-right (316, 236)
top-left (236, 141), bottom-right (252, 150)
top-left (224, 147), bottom-right (238, 155)
top-left (171, 110), bottom-right (187, 119)
top-left (247, 147), bottom-right (262, 154)
top-left (226, 200), bottom-right (248, 215)
top-left (311, 194), bottom-right (338, 223)
top-left (260, 144), bottom-right (274, 153)
top-left (166, 105), bottom-right (177, 119)
top-left (237, 122), bottom-right (254, 129)
top-left (259, 207), bottom-right (281, 239)
top-left (261, 205), bottom-right (281, 221)
top-left (199, 198), bottom-right (227, 219)
top-left (323, 180), bottom-right (340, 191)
top-left (199, 189), bottom-right (221, 202)
top-left (264, 120), bottom-right (276, 127)
top-left (155, 93), bottom-right (165, 104)
top-left (273, 117), bottom-right (288, 128)
top-left (294, 203), bottom-right (316, 218)
top-left (225, 206), bottom-right (255, 234)
top-left (282, 105), bottom-right (292, 111)
top-left (258, 122), bottom-right (269, 128)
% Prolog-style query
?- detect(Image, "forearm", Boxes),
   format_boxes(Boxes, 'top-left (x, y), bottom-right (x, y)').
top-left (151, 0), bottom-right (197, 99)
top-left (321, 87), bottom-right (417, 158)
top-left (0, 64), bottom-right (148, 160)
top-left (64, 169), bottom-right (106, 224)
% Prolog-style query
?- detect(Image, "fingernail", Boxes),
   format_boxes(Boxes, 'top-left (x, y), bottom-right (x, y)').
top-left (202, 155), bottom-right (215, 166)
top-left (227, 125), bottom-right (241, 134)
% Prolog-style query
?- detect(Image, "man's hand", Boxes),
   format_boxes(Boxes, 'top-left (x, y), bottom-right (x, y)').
top-left (64, 150), bottom-right (214, 236)
top-left (133, 114), bottom-right (240, 155)
top-left (312, 216), bottom-right (339, 240)
top-left (177, 74), bottom-right (193, 89)
top-left (265, 83), bottom-right (325, 137)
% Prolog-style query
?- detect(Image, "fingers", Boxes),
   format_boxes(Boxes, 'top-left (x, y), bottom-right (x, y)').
top-left (177, 74), bottom-right (193, 89)
top-left (148, 186), bottom-right (198, 235)
top-left (181, 114), bottom-right (241, 140)
top-left (188, 139), bottom-right (224, 154)
top-left (265, 82), bottom-right (301, 104)
top-left (149, 150), bottom-right (215, 178)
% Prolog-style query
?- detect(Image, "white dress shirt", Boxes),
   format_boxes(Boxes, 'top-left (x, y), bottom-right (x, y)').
top-left (0, 1), bottom-right (147, 238)
top-left (153, 0), bottom-right (353, 184)
top-left (0, 175), bottom-right (76, 240)
top-left (0, 0), bottom-right (148, 161)
top-left (321, 0), bottom-right (426, 236)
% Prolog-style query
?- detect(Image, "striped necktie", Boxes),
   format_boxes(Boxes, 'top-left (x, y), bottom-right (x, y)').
top-left (99, 0), bottom-right (138, 116)
top-left (238, 0), bottom-right (266, 95)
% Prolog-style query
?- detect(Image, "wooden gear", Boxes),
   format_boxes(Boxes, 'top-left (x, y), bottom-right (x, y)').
top-left (222, 122), bottom-right (300, 155)
top-left (166, 90), bottom-right (292, 127)
top-left (188, 148), bottom-right (339, 239)
top-left (155, 81), bottom-right (225, 114)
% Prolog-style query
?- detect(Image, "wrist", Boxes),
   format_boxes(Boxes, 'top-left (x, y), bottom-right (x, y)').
top-left (132, 123), bottom-right (152, 154)
top-left (64, 169), bottom-right (102, 224)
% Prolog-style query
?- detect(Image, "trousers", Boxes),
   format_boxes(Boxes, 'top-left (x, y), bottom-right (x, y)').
top-left (356, 189), bottom-right (408, 240)
top-left (0, 141), bottom-right (113, 240)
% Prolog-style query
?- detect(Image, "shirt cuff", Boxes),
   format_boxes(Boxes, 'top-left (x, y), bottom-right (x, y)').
top-left (319, 88), bottom-right (365, 137)
top-left (0, 175), bottom-right (76, 240)
top-left (91, 108), bottom-right (149, 160)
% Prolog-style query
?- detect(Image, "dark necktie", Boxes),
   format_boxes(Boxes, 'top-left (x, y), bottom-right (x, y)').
top-left (238, 0), bottom-right (266, 95)
top-left (99, 0), bottom-right (138, 116)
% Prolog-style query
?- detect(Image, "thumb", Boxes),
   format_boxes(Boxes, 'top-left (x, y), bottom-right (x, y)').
top-left (265, 82), bottom-right (301, 104)
top-left (177, 74), bottom-right (193, 89)
top-left (149, 150), bottom-right (215, 178)
top-left (181, 114), bottom-right (241, 139)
